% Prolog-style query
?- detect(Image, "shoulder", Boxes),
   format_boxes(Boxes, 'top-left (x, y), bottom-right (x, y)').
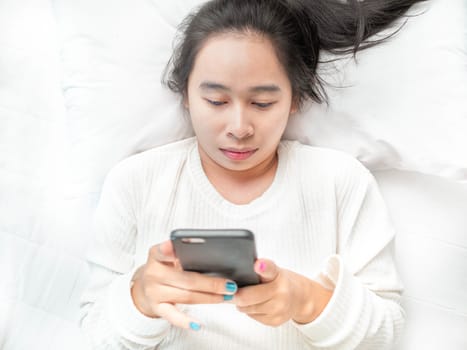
top-left (280, 140), bottom-right (370, 179)
top-left (104, 137), bottom-right (195, 187)
top-left (280, 141), bottom-right (376, 206)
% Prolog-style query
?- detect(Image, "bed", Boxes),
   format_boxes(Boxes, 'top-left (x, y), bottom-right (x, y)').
top-left (1, 0), bottom-right (466, 349)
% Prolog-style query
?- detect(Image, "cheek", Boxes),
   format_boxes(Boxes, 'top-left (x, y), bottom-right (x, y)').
top-left (187, 98), bottom-right (205, 124)
top-left (267, 107), bottom-right (291, 132)
top-left (189, 104), bottom-right (221, 134)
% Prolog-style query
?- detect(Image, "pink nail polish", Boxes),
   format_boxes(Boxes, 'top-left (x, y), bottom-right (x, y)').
top-left (259, 261), bottom-right (266, 272)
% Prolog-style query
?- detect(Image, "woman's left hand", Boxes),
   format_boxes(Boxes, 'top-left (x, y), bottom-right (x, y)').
top-left (233, 259), bottom-right (333, 327)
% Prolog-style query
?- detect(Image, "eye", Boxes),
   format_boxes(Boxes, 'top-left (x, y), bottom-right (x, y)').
top-left (205, 99), bottom-right (227, 106)
top-left (252, 102), bottom-right (275, 109)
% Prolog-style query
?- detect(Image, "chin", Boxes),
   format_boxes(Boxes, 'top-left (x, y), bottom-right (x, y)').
top-left (221, 159), bottom-right (255, 171)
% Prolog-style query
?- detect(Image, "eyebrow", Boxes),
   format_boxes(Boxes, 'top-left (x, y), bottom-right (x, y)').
top-left (199, 81), bottom-right (281, 93)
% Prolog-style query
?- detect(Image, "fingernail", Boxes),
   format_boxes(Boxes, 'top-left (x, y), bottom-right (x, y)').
top-left (223, 294), bottom-right (234, 301)
top-left (189, 322), bottom-right (201, 331)
top-left (259, 261), bottom-right (266, 272)
top-left (225, 281), bottom-right (237, 293)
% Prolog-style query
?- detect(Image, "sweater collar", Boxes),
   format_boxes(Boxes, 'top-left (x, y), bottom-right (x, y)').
top-left (188, 139), bottom-right (290, 219)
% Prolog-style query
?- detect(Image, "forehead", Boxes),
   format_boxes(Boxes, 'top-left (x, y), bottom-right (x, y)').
top-left (189, 32), bottom-right (291, 91)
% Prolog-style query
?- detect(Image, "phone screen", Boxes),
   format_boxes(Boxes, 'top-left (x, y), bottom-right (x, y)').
top-left (170, 228), bottom-right (259, 287)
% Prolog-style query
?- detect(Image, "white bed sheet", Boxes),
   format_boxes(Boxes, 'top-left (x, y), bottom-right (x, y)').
top-left (2, 167), bottom-right (466, 349)
top-left (374, 171), bottom-right (467, 349)
top-left (1, 0), bottom-right (466, 349)
top-left (0, 0), bottom-right (86, 348)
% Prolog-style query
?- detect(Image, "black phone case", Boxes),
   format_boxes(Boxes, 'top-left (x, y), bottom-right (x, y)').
top-left (170, 229), bottom-right (259, 287)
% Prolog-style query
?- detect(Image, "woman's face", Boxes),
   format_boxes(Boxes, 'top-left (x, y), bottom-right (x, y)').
top-left (186, 32), bottom-right (296, 175)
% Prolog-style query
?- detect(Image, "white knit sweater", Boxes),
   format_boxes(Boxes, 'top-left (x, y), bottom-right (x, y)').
top-left (80, 137), bottom-right (404, 349)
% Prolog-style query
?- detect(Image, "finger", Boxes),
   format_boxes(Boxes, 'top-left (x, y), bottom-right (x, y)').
top-left (154, 283), bottom-right (235, 305)
top-left (144, 259), bottom-right (238, 296)
top-left (162, 268), bottom-right (238, 296)
top-left (148, 241), bottom-right (176, 263)
top-left (159, 240), bottom-right (175, 258)
top-left (234, 260), bottom-right (282, 307)
top-left (234, 282), bottom-right (275, 307)
top-left (153, 303), bottom-right (202, 331)
top-left (236, 294), bottom-right (286, 316)
top-left (254, 259), bottom-right (279, 283)
top-left (235, 285), bottom-right (273, 307)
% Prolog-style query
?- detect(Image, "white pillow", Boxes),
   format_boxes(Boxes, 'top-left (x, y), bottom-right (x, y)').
top-left (284, 0), bottom-right (467, 182)
top-left (54, 0), bottom-right (467, 195)
top-left (53, 0), bottom-right (203, 194)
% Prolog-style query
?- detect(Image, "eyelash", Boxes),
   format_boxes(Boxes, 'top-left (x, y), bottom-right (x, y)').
top-left (205, 99), bottom-right (274, 109)
top-left (253, 102), bottom-right (273, 109)
top-left (206, 99), bottom-right (227, 106)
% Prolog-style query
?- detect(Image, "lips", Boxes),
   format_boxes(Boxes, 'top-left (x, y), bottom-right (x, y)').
top-left (220, 147), bottom-right (258, 161)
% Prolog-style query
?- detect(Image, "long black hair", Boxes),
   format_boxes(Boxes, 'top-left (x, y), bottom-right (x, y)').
top-left (164, 0), bottom-right (425, 107)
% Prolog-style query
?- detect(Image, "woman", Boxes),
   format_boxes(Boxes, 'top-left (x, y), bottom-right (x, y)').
top-left (80, 0), bottom-right (423, 348)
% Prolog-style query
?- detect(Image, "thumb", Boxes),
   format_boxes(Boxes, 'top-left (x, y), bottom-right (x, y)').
top-left (150, 240), bottom-right (177, 263)
top-left (254, 259), bottom-right (279, 283)
top-left (159, 240), bottom-right (176, 258)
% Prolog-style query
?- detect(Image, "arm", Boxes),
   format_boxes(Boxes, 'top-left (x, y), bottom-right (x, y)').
top-left (80, 161), bottom-right (239, 348)
top-left (294, 165), bottom-right (405, 349)
top-left (79, 163), bottom-right (170, 349)
top-left (234, 162), bottom-right (404, 349)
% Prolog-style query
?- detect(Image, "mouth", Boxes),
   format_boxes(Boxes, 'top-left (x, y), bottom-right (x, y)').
top-left (220, 147), bottom-right (258, 161)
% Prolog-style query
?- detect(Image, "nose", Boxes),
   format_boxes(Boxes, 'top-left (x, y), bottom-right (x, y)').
top-left (226, 105), bottom-right (254, 140)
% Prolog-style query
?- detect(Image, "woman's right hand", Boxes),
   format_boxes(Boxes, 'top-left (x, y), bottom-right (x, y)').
top-left (130, 240), bottom-right (238, 330)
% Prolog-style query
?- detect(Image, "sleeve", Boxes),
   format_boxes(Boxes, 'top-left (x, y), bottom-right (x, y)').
top-left (294, 159), bottom-right (405, 350)
top-left (79, 161), bottom-right (170, 349)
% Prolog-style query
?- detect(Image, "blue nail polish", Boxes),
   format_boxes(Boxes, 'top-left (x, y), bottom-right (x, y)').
top-left (223, 294), bottom-right (234, 301)
top-left (225, 281), bottom-right (237, 293)
top-left (190, 322), bottom-right (201, 331)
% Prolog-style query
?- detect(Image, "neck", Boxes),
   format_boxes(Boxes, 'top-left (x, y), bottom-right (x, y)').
top-left (197, 144), bottom-right (279, 205)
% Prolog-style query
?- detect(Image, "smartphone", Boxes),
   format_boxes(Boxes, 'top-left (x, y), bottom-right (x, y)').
top-left (170, 228), bottom-right (260, 287)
